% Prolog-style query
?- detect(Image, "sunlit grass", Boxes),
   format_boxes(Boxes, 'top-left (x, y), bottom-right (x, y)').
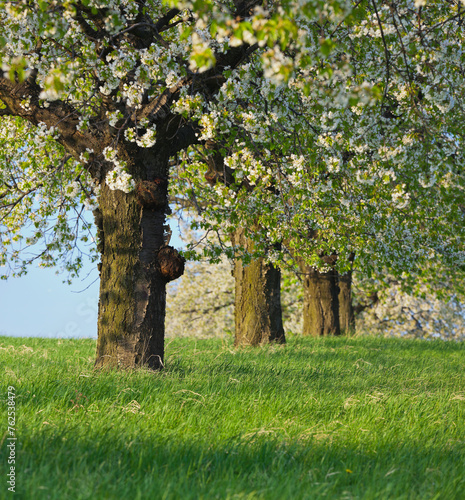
top-left (1, 335), bottom-right (464, 499)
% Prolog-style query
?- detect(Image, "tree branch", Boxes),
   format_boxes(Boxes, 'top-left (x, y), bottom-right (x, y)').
top-left (154, 8), bottom-right (181, 33)
top-left (169, 124), bottom-right (200, 155)
top-left (233, 0), bottom-right (263, 18)
top-left (0, 107), bottom-right (13, 117)
top-left (0, 71), bottom-right (104, 178)
top-left (182, 298), bottom-right (234, 317)
top-left (72, 6), bottom-right (105, 40)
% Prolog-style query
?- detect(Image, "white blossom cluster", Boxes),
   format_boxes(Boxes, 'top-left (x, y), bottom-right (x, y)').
top-left (103, 147), bottom-right (135, 193)
top-left (166, 256), bottom-right (235, 338)
top-left (0, 115), bottom-right (98, 278)
top-left (105, 167), bottom-right (135, 193)
top-left (170, 0), bottom-right (465, 297)
top-left (357, 284), bottom-right (465, 341)
top-left (1, 0), bottom-right (465, 303)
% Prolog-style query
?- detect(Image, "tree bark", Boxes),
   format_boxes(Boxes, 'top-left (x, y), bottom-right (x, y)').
top-left (338, 272), bottom-right (355, 333)
top-left (233, 228), bottom-right (286, 346)
top-left (300, 263), bottom-right (341, 336)
top-left (95, 149), bottom-right (184, 370)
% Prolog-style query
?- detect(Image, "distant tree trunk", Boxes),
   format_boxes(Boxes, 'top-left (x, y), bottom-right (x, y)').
top-left (299, 262), bottom-right (341, 336)
top-left (95, 149), bottom-right (184, 370)
top-left (233, 227), bottom-right (286, 346)
top-left (338, 272), bottom-right (355, 333)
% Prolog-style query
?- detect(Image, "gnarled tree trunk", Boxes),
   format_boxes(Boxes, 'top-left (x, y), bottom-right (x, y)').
top-left (299, 262), bottom-right (341, 336)
top-left (95, 150), bottom-right (184, 370)
top-left (233, 227), bottom-right (285, 346)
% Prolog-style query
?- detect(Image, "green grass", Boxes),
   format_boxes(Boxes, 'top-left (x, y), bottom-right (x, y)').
top-left (1, 335), bottom-right (465, 500)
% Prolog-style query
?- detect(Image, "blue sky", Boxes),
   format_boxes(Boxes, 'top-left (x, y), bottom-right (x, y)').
top-left (0, 218), bottom-right (184, 339)
top-left (0, 263), bottom-right (99, 338)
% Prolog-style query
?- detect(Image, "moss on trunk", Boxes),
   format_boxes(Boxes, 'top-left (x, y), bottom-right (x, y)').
top-left (233, 228), bottom-right (285, 346)
top-left (300, 263), bottom-right (341, 337)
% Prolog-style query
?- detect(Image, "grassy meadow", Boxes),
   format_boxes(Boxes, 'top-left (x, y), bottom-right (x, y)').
top-left (1, 334), bottom-right (464, 499)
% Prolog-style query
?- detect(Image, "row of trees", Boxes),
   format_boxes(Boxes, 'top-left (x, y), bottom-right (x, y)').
top-left (1, 0), bottom-right (464, 369)
top-left (164, 220), bottom-right (357, 347)
top-left (166, 244), bottom-right (465, 341)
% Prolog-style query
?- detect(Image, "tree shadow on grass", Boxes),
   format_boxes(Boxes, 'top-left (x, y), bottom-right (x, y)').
top-left (18, 427), bottom-right (465, 500)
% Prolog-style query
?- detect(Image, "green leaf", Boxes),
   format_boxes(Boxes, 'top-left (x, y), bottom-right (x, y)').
top-left (319, 38), bottom-right (335, 57)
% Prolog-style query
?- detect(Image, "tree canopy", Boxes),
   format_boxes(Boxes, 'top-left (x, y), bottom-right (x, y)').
top-left (170, 0), bottom-right (465, 292)
top-left (1, 0), bottom-right (464, 286)
top-left (1, 0), bottom-right (464, 365)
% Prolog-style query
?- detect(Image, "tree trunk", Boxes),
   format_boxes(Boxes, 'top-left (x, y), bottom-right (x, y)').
top-left (338, 272), bottom-right (355, 333)
top-left (233, 228), bottom-right (286, 346)
top-left (300, 263), bottom-right (341, 336)
top-left (95, 151), bottom-right (184, 370)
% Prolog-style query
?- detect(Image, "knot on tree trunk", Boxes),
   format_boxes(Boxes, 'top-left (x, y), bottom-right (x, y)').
top-left (136, 179), bottom-right (167, 210)
top-left (157, 246), bottom-right (185, 282)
